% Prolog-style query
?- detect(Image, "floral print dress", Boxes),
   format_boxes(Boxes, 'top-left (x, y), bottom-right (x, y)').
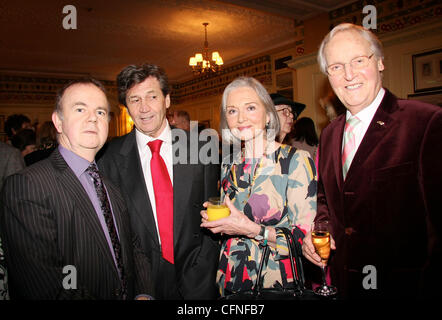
top-left (217, 144), bottom-right (316, 296)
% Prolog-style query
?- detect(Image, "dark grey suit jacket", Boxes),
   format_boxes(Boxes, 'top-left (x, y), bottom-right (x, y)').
top-left (0, 148), bottom-right (153, 299)
top-left (0, 142), bottom-right (25, 191)
top-left (0, 142), bottom-right (25, 300)
top-left (98, 128), bottom-right (220, 299)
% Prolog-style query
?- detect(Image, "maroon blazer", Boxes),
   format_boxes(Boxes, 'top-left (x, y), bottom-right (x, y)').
top-left (316, 89), bottom-right (442, 299)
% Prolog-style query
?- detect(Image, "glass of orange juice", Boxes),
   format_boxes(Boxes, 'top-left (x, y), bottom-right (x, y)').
top-left (207, 197), bottom-right (230, 221)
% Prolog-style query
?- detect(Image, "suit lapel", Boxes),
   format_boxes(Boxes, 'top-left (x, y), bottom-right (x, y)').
top-left (172, 132), bottom-right (192, 248)
top-left (344, 90), bottom-right (397, 183)
top-left (118, 131), bottom-right (160, 248)
top-left (331, 116), bottom-right (346, 191)
top-left (50, 149), bottom-right (118, 273)
top-left (172, 162), bottom-right (192, 248)
top-left (104, 178), bottom-right (130, 266)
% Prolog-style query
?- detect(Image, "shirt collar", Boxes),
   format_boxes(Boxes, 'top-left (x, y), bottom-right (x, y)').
top-left (346, 87), bottom-right (385, 124)
top-left (135, 120), bottom-right (172, 150)
top-left (58, 145), bottom-right (94, 178)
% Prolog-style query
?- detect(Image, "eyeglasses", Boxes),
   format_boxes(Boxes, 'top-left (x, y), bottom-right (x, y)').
top-left (276, 107), bottom-right (292, 117)
top-left (326, 54), bottom-right (374, 76)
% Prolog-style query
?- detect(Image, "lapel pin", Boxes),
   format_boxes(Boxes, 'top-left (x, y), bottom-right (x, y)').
top-left (376, 121), bottom-right (385, 126)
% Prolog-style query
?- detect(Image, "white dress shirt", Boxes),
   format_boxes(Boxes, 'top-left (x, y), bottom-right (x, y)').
top-left (342, 87), bottom-right (386, 154)
top-left (136, 122), bottom-right (174, 244)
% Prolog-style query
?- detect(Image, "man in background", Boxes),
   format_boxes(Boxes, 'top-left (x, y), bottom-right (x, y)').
top-left (0, 141), bottom-right (25, 300)
top-left (4, 114), bottom-right (32, 144)
top-left (170, 110), bottom-right (191, 131)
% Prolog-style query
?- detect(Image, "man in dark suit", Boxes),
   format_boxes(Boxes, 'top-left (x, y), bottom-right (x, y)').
top-left (0, 79), bottom-right (153, 299)
top-left (98, 64), bottom-right (220, 300)
top-left (0, 141), bottom-right (25, 300)
top-left (302, 23), bottom-right (442, 298)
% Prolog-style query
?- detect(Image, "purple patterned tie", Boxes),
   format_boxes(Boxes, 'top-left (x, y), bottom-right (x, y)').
top-left (87, 163), bottom-right (127, 299)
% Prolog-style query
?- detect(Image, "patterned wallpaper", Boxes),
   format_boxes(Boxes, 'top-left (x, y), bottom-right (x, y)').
top-left (1, 0), bottom-right (439, 106)
top-left (0, 73), bottom-right (118, 106)
top-left (171, 55), bottom-right (272, 104)
top-left (328, 0), bottom-right (441, 35)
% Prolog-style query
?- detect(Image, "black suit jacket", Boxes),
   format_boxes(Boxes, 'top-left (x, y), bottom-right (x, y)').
top-left (316, 89), bottom-right (442, 298)
top-left (98, 128), bottom-right (220, 299)
top-left (0, 149), bottom-right (153, 299)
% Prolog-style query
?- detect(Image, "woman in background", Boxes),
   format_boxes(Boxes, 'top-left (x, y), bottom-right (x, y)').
top-left (270, 93), bottom-right (305, 145)
top-left (24, 121), bottom-right (57, 166)
top-left (291, 117), bottom-right (319, 160)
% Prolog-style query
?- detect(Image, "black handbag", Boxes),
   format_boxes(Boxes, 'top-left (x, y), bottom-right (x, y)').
top-left (222, 227), bottom-right (321, 300)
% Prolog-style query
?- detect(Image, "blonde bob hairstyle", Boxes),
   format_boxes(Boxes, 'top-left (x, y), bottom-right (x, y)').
top-left (317, 23), bottom-right (384, 75)
top-left (220, 76), bottom-right (280, 144)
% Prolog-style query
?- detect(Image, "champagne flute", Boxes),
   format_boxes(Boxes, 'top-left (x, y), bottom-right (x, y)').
top-left (311, 221), bottom-right (337, 296)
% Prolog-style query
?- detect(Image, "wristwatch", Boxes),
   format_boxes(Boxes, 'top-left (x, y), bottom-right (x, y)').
top-left (262, 228), bottom-right (269, 246)
top-left (254, 225), bottom-right (266, 241)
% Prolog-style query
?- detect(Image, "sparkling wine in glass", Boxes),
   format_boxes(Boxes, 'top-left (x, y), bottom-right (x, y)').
top-left (312, 221), bottom-right (337, 296)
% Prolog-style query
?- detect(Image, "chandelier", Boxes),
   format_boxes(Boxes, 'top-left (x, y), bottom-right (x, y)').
top-left (189, 22), bottom-right (223, 75)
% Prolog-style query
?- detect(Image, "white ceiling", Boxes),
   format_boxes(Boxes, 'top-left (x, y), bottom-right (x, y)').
top-left (0, 0), bottom-right (355, 82)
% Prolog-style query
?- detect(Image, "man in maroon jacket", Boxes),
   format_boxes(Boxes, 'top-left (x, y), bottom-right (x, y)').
top-left (302, 23), bottom-right (442, 299)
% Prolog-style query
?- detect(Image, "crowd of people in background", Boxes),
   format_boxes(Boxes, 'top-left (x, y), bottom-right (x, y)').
top-left (0, 23), bottom-right (440, 301)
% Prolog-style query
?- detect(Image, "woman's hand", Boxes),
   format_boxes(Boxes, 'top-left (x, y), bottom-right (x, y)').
top-left (200, 197), bottom-right (260, 238)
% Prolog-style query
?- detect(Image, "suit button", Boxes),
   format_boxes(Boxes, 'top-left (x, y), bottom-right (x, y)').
top-left (345, 227), bottom-right (356, 235)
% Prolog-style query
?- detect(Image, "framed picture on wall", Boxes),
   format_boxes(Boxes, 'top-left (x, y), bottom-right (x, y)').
top-left (412, 48), bottom-right (442, 93)
top-left (0, 115), bottom-right (5, 133)
top-left (408, 90), bottom-right (442, 107)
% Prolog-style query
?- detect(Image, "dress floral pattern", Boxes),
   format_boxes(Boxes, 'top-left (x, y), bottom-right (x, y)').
top-left (217, 145), bottom-right (316, 296)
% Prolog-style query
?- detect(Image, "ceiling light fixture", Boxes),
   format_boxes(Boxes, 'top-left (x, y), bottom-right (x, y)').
top-left (189, 22), bottom-right (223, 75)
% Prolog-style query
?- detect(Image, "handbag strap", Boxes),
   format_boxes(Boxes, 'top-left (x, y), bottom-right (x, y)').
top-left (252, 227), bottom-right (306, 294)
top-left (253, 243), bottom-right (270, 292)
top-left (277, 227), bottom-right (306, 289)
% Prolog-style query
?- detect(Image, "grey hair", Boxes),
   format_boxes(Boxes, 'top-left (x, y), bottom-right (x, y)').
top-left (317, 23), bottom-right (384, 75)
top-left (220, 76), bottom-right (280, 144)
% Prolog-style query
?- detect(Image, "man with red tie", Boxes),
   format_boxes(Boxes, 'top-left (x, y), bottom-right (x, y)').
top-left (98, 64), bottom-right (220, 299)
top-left (302, 23), bottom-right (442, 299)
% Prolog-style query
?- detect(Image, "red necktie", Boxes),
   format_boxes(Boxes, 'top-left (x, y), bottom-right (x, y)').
top-left (148, 140), bottom-right (174, 264)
